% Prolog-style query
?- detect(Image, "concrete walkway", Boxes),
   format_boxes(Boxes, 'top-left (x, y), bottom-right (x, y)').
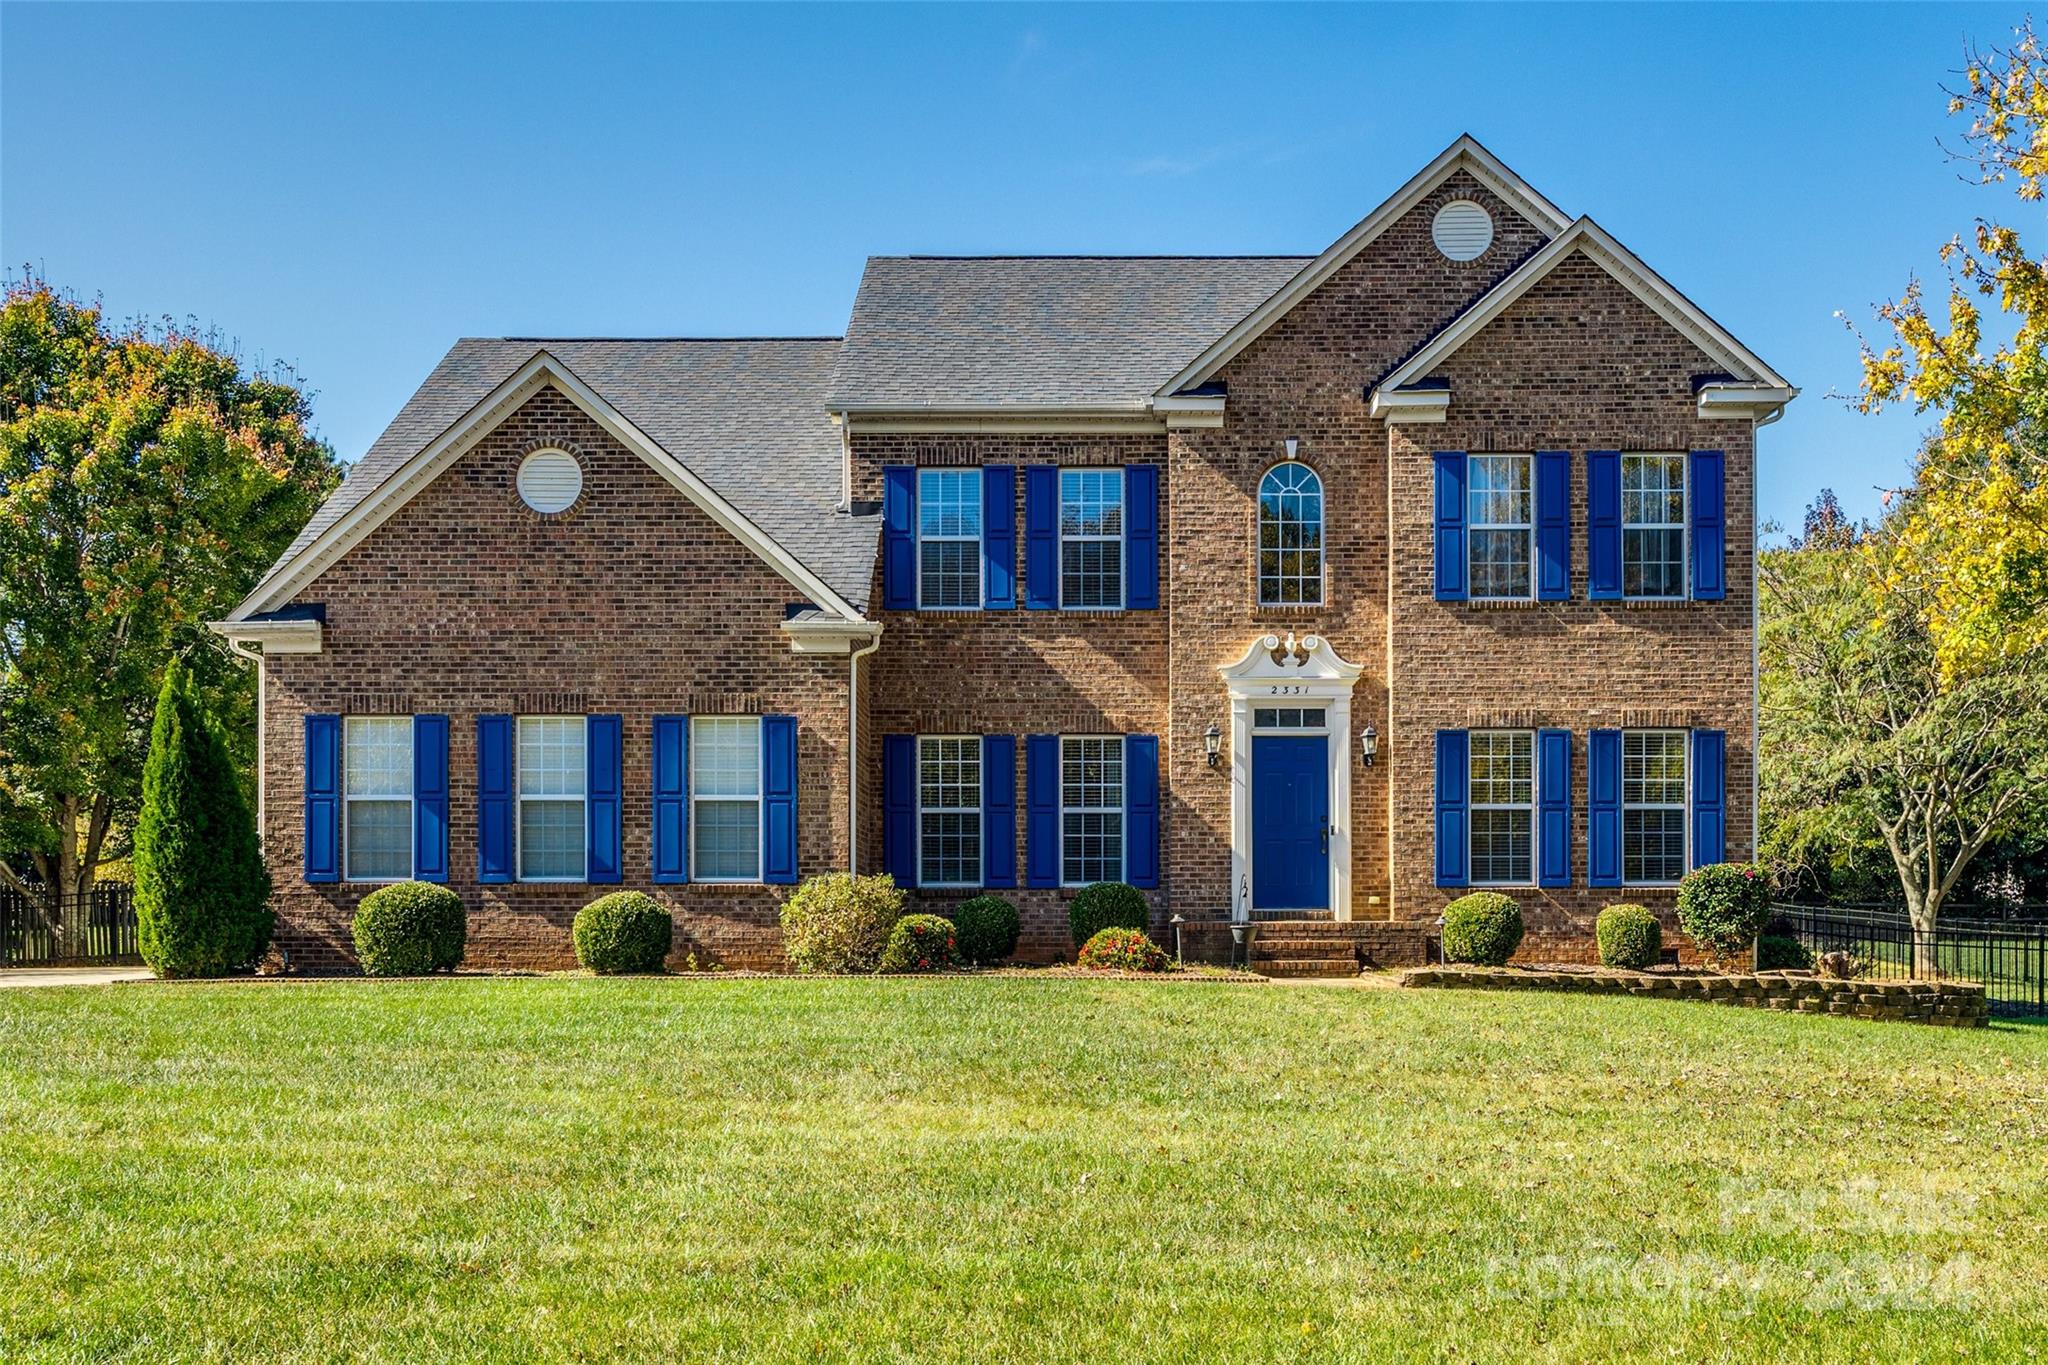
top-left (0, 966), bottom-right (152, 989)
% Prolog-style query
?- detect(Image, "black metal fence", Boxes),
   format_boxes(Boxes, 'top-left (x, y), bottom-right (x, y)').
top-left (1776, 904), bottom-right (2048, 1019)
top-left (0, 885), bottom-right (140, 966)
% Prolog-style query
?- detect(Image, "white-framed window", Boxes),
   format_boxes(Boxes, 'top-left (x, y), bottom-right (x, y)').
top-left (517, 716), bottom-right (586, 882)
top-left (1257, 463), bottom-right (1324, 606)
top-left (917, 736), bottom-right (982, 888)
top-left (1622, 453), bottom-right (1687, 600)
top-left (692, 716), bottom-right (762, 882)
top-left (1060, 736), bottom-right (1124, 886)
top-left (1468, 730), bottom-right (1534, 886)
top-left (344, 716), bottom-right (412, 882)
top-left (917, 468), bottom-right (982, 609)
top-left (1059, 468), bottom-right (1124, 609)
top-left (1468, 453), bottom-right (1533, 600)
top-left (1623, 730), bottom-right (1688, 884)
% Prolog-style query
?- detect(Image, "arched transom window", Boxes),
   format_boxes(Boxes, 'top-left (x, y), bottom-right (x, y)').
top-left (1258, 462), bottom-right (1324, 605)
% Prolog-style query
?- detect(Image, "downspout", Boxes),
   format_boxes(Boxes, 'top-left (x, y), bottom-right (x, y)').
top-left (227, 637), bottom-right (265, 845)
top-left (847, 628), bottom-right (883, 874)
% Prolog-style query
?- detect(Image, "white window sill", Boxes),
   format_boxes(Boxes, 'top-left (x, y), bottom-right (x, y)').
top-left (344, 876), bottom-right (414, 885)
top-left (1621, 597), bottom-right (1691, 610)
top-left (1464, 597), bottom-right (1540, 610)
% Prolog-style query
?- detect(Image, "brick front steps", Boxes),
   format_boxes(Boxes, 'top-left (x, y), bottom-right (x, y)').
top-left (1179, 920), bottom-right (1431, 977)
top-left (1401, 965), bottom-right (1991, 1027)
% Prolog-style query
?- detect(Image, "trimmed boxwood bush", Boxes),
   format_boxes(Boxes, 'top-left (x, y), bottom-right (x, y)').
top-left (780, 872), bottom-right (905, 974)
top-left (352, 881), bottom-right (466, 976)
top-left (573, 891), bottom-right (673, 973)
top-left (1068, 881), bottom-right (1148, 947)
top-left (1076, 926), bottom-right (1168, 972)
top-left (1440, 892), bottom-right (1524, 967)
top-left (879, 913), bottom-right (958, 972)
top-left (952, 894), bottom-right (1020, 966)
top-left (1676, 862), bottom-right (1772, 966)
top-left (1595, 903), bottom-right (1662, 969)
top-left (1756, 934), bottom-right (1813, 971)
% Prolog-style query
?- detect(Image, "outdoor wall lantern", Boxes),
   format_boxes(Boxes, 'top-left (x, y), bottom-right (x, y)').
top-left (1360, 725), bottom-right (1379, 767)
top-left (1203, 723), bottom-right (1223, 767)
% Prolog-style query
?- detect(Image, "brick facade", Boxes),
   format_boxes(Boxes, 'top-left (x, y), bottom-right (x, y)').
top-left (250, 150), bottom-right (1777, 972)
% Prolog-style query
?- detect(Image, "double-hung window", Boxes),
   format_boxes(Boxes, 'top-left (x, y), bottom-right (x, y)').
top-left (344, 717), bottom-right (412, 882)
top-left (1622, 730), bottom-right (1688, 884)
top-left (1060, 736), bottom-right (1124, 885)
top-left (917, 736), bottom-right (981, 888)
top-left (917, 468), bottom-right (982, 609)
top-left (1059, 468), bottom-right (1123, 609)
top-left (1622, 454), bottom-right (1686, 600)
top-left (1257, 462), bottom-right (1324, 605)
top-left (1468, 730), bottom-right (1534, 885)
top-left (517, 716), bottom-right (585, 881)
top-left (1468, 454), bottom-right (1532, 600)
top-left (693, 717), bottom-right (762, 881)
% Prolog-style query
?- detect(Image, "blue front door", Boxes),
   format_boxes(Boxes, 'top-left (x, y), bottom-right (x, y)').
top-left (1252, 735), bottom-right (1330, 911)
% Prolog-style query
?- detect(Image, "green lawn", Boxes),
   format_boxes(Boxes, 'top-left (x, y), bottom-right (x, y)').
top-left (2, 977), bottom-right (2044, 1363)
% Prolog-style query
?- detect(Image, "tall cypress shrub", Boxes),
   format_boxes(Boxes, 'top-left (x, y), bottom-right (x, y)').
top-left (134, 661), bottom-right (273, 976)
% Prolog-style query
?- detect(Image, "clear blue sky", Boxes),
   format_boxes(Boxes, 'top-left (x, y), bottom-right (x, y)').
top-left (1, 2), bottom-right (2022, 535)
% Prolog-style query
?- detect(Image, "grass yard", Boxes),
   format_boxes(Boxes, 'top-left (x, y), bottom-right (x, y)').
top-left (2, 977), bottom-right (2044, 1363)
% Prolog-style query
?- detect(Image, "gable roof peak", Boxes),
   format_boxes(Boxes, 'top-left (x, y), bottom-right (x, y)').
top-left (1153, 134), bottom-right (1574, 397)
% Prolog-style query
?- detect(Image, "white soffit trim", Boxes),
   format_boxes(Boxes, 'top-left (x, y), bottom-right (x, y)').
top-left (230, 350), bottom-right (870, 625)
top-left (1153, 135), bottom-right (1573, 399)
top-left (207, 619), bottom-right (322, 654)
top-left (781, 616), bottom-right (884, 655)
top-left (1374, 217), bottom-right (1795, 398)
top-left (1366, 388), bottom-right (1451, 424)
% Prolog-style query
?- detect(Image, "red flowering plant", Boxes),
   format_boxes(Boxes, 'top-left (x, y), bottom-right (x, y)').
top-left (878, 913), bottom-right (959, 973)
top-left (1675, 862), bottom-right (1773, 968)
top-left (1076, 927), bottom-right (1169, 973)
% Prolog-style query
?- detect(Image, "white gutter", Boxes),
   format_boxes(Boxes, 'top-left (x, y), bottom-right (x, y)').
top-left (221, 636), bottom-right (267, 846)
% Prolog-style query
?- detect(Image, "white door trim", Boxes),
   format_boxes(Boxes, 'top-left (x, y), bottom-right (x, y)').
top-left (1217, 633), bottom-right (1363, 922)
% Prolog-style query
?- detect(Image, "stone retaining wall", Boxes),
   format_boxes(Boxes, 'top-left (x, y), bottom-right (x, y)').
top-left (1402, 966), bottom-right (1990, 1027)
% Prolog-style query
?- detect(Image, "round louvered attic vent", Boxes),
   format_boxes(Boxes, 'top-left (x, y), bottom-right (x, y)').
top-left (1431, 200), bottom-right (1494, 262)
top-left (517, 448), bottom-right (583, 514)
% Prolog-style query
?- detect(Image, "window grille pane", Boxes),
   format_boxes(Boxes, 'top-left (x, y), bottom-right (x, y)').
top-left (1060, 538), bottom-right (1123, 608)
top-left (1467, 731), bottom-right (1534, 884)
top-left (517, 717), bottom-right (586, 798)
top-left (917, 469), bottom-right (982, 539)
top-left (1468, 732), bottom-right (1534, 806)
top-left (918, 737), bottom-right (982, 886)
top-left (1258, 463), bottom-right (1324, 605)
top-left (346, 800), bottom-right (411, 880)
top-left (694, 801), bottom-right (759, 880)
top-left (1059, 469), bottom-right (1123, 536)
top-left (519, 799), bottom-right (584, 880)
top-left (1621, 454), bottom-right (1686, 598)
top-left (920, 539), bottom-right (980, 608)
top-left (1622, 732), bottom-right (1687, 806)
top-left (693, 718), bottom-right (761, 798)
top-left (345, 718), bottom-right (412, 798)
top-left (1062, 812), bottom-right (1124, 886)
top-left (920, 812), bottom-right (981, 887)
top-left (1624, 809), bottom-right (1688, 884)
top-left (1469, 528), bottom-right (1532, 599)
top-left (1467, 455), bottom-right (1532, 599)
top-left (1621, 730), bottom-right (1687, 882)
top-left (1470, 809), bottom-right (1532, 884)
top-left (1060, 737), bottom-right (1124, 885)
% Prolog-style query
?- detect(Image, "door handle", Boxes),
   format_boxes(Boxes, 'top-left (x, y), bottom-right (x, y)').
top-left (1321, 823), bottom-right (1330, 854)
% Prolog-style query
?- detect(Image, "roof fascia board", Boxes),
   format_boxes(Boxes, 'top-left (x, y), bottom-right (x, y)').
top-left (1366, 389), bottom-right (1451, 424)
top-left (1374, 218), bottom-right (1793, 398)
top-left (206, 619), bottom-right (323, 654)
top-left (234, 350), bottom-right (869, 625)
top-left (1153, 136), bottom-right (1574, 398)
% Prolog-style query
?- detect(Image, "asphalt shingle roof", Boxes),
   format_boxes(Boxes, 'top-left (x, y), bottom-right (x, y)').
top-left (250, 337), bottom-right (878, 614)
top-left (826, 256), bottom-right (1313, 409)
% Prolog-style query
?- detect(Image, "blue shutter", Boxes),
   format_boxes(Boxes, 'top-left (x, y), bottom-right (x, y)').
top-left (983, 465), bottom-right (1016, 610)
top-left (651, 716), bottom-right (688, 884)
top-left (762, 715), bottom-right (798, 884)
top-left (1124, 734), bottom-right (1160, 889)
top-left (882, 466), bottom-right (916, 610)
top-left (1026, 734), bottom-right (1059, 887)
top-left (1433, 452), bottom-right (1467, 601)
top-left (1587, 451), bottom-right (1622, 601)
top-left (1434, 729), bottom-right (1468, 888)
top-left (1025, 465), bottom-right (1059, 609)
top-left (1690, 450), bottom-right (1726, 601)
top-left (1536, 450), bottom-right (1570, 601)
top-left (883, 734), bottom-right (917, 888)
top-left (413, 715), bottom-right (449, 883)
top-left (476, 715), bottom-right (514, 884)
top-left (1537, 727), bottom-right (1571, 888)
top-left (1125, 464), bottom-right (1159, 610)
top-left (982, 735), bottom-right (1016, 889)
top-left (1692, 729), bottom-right (1726, 868)
top-left (303, 713), bottom-right (340, 883)
top-left (1588, 729), bottom-right (1622, 887)
top-left (586, 715), bottom-right (622, 884)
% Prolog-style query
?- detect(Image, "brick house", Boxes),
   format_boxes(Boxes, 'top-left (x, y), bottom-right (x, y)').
top-left (215, 137), bottom-right (1793, 973)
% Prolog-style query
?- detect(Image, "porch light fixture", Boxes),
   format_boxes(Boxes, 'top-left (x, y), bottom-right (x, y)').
top-left (1203, 723), bottom-right (1223, 767)
top-left (1360, 725), bottom-right (1379, 767)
